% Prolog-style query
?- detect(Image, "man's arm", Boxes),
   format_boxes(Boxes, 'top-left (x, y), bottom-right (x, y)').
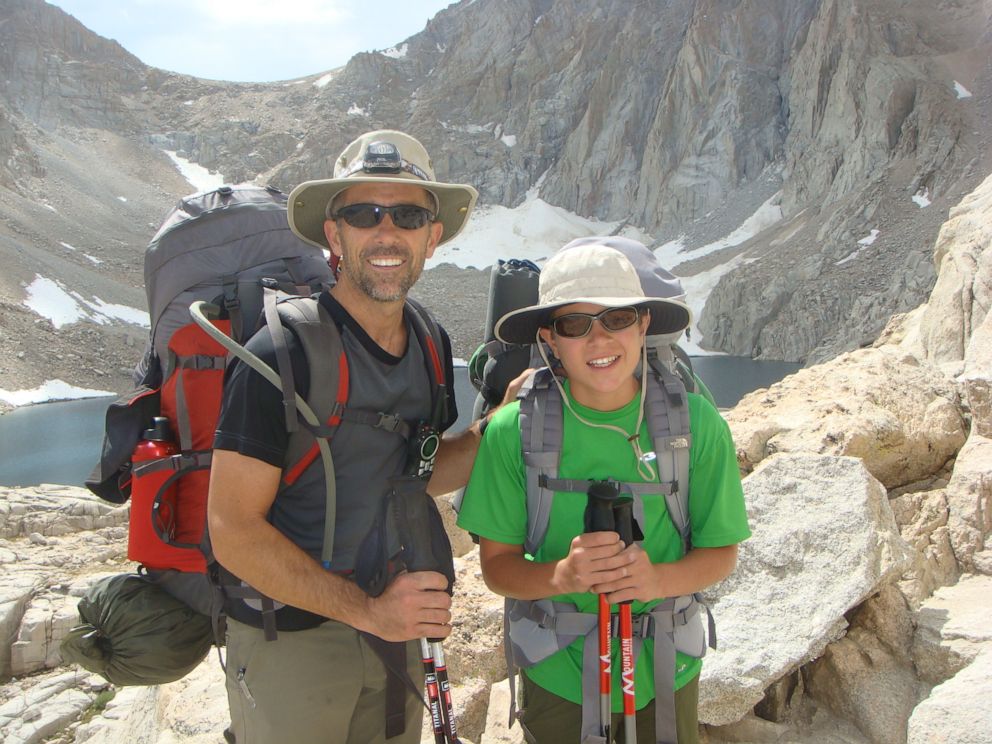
top-left (207, 449), bottom-right (452, 641)
top-left (427, 416), bottom-right (487, 497)
top-left (428, 368), bottom-right (533, 496)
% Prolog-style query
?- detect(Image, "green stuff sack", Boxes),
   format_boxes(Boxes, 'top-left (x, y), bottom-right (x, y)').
top-left (60, 573), bottom-right (213, 686)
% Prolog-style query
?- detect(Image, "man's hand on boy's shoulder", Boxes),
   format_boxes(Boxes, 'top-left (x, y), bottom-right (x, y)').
top-left (501, 367), bottom-right (535, 407)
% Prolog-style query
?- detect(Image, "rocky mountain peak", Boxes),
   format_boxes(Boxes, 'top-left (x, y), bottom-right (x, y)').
top-left (0, 0), bottom-right (990, 400)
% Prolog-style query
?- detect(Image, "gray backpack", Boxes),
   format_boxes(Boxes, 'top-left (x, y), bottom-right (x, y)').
top-left (84, 184), bottom-right (332, 647)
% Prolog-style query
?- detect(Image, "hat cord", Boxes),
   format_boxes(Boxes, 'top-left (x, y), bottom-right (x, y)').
top-left (536, 332), bottom-right (658, 482)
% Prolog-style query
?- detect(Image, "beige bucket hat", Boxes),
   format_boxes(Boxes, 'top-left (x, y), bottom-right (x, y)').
top-left (288, 130), bottom-right (478, 249)
top-left (495, 243), bottom-right (692, 345)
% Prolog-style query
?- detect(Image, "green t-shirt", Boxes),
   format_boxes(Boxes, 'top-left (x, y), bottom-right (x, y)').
top-left (457, 383), bottom-right (750, 710)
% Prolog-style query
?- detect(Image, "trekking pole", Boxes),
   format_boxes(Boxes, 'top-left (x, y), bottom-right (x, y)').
top-left (586, 481), bottom-right (619, 742)
top-left (420, 638), bottom-right (446, 744)
top-left (404, 393), bottom-right (460, 743)
top-left (428, 637), bottom-right (460, 743)
top-left (613, 496), bottom-right (637, 744)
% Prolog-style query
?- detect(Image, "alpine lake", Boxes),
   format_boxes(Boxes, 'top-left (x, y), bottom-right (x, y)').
top-left (0, 357), bottom-right (800, 488)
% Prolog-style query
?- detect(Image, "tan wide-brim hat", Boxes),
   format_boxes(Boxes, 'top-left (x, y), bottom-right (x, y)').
top-left (495, 243), bottom-right (692, 345)
top-left (288, 130), bottom-right (478, 249)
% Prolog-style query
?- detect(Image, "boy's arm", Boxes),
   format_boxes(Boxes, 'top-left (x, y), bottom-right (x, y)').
top-left (478, 533), bottom-right (628, 600)
top-left (593, 543), bottom-right (739, 605)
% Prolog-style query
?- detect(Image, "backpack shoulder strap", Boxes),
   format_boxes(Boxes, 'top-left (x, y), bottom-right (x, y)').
top-left (269, 295), bottom-right (342, 566)
top-left (274, 294), bottom-right (346, 455)
top-left (403, 296), bottom-right (446, 424)
top-left (518, 367), bottom-right (563, 556)
top-left (643, 364), bottom-right (692, 554)
top-left (263, 289), bottom-right (302, 434)
top-left (671, 344), bottom-right (696, 392)
top-left (188, 298), bottom-right (340, 601)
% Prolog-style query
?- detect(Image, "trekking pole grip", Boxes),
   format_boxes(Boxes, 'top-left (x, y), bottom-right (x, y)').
top-left (585, 481), bottom-right (618, 533)
top-left (613, 497), bottom-right (635, 549)
top-left (612, 497), bottom-right (637, 608)
top-left (586, 481), bottom-right (618, 743)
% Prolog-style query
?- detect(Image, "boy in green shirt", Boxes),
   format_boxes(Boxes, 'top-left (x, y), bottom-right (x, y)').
top-left (457, 241), bottom-right (750, 744)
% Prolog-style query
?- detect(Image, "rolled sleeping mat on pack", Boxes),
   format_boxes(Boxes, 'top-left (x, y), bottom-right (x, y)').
top-left (482, 259), bottom-right (541, 344)
top-left (473, 259), bottom-right (541, 416)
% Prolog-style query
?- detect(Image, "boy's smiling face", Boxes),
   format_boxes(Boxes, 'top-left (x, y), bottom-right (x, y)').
top-left (539, 302), bottom-right (650, 411)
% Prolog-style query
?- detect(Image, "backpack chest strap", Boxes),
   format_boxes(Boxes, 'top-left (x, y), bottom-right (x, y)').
top-left (302, 407), bottom-right (414, 441)
top-left (538, 475), bottom-right (675, 498)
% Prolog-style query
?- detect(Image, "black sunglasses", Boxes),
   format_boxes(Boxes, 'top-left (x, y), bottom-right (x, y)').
top-left (549, 307), bottom-right (640, 339)
top-left (332, 203), bottom-right (435, 230)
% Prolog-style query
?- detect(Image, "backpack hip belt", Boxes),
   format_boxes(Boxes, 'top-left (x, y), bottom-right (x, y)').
top-left (505, 594), bottom-right (715, 744)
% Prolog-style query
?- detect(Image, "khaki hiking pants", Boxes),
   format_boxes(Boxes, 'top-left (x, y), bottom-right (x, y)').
top-left (520, 672), bottom-right (700, 744)
top-left (225, 618), bottom-right (424, 744)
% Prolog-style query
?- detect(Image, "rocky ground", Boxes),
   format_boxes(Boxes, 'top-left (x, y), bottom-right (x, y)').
top-left (409, 263), bottom-right (492, 362)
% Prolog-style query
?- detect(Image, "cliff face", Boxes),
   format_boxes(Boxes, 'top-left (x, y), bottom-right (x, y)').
top-left (0, 0), bottom-right (151, 131)
top-left (0, 0), bottom-right (990, 397)
top-left (700, 0), bottom-right (992, 363)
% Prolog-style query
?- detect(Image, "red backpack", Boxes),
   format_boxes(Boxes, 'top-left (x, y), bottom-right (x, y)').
top-left (86, 184), bottom-right (332, 618)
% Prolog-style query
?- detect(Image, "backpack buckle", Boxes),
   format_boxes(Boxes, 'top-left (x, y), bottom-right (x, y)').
top-left (375, 412), bottom-right (403, 433)
top-left (610, 613), bottom-right (653, 638)
top-left (222, 278), bottom-right (241, 312)
top-left (634, 614), bottom-right (653, 638)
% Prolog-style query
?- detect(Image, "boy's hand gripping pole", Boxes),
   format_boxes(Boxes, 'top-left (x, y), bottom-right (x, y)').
top-left (614, 496), bottom-right (637, 744)
top-left (586, 481), bottom-right (619, 742)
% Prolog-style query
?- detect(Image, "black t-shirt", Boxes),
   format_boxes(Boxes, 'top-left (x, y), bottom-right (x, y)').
top-left (214, 291), bottom-right (458, 467)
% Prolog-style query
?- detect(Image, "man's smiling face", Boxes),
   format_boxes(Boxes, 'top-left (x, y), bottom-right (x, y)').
top-left (324, 182), bottom-right (442, 303)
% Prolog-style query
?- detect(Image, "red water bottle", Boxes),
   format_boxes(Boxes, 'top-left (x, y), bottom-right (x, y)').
top-left (128, 416), bottom-right (179, 569)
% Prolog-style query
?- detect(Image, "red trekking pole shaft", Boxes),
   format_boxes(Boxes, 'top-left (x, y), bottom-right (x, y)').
top-left (614, 496), bottom-right (637, 744)
top-left (429, 639), bottom-right (460, 743)
top-left (598, 593), bottom-right (612, 736)
top-left (420, 638), bottom-right (446, 744)
top-left (586, 481), bottom-right (618, 741)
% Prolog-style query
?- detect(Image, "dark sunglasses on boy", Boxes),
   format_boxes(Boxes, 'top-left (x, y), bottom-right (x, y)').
top-left (549, 306), bottom-right (641, 339)
top-left (331, 203), bottom-right (435, 230)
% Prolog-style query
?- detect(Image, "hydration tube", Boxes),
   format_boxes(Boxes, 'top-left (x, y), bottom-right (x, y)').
top-left (188, 300), bottom-right (338, 566)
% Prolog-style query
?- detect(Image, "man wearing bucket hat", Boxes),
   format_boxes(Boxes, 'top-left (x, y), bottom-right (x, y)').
top-left (209, 130), bottom-right (507, 743)
top-left (457, 243), bottom-right (750, 743)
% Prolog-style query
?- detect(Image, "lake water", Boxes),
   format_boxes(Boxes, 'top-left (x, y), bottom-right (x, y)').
top-left (0, 357), bottom-right (800, 488)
